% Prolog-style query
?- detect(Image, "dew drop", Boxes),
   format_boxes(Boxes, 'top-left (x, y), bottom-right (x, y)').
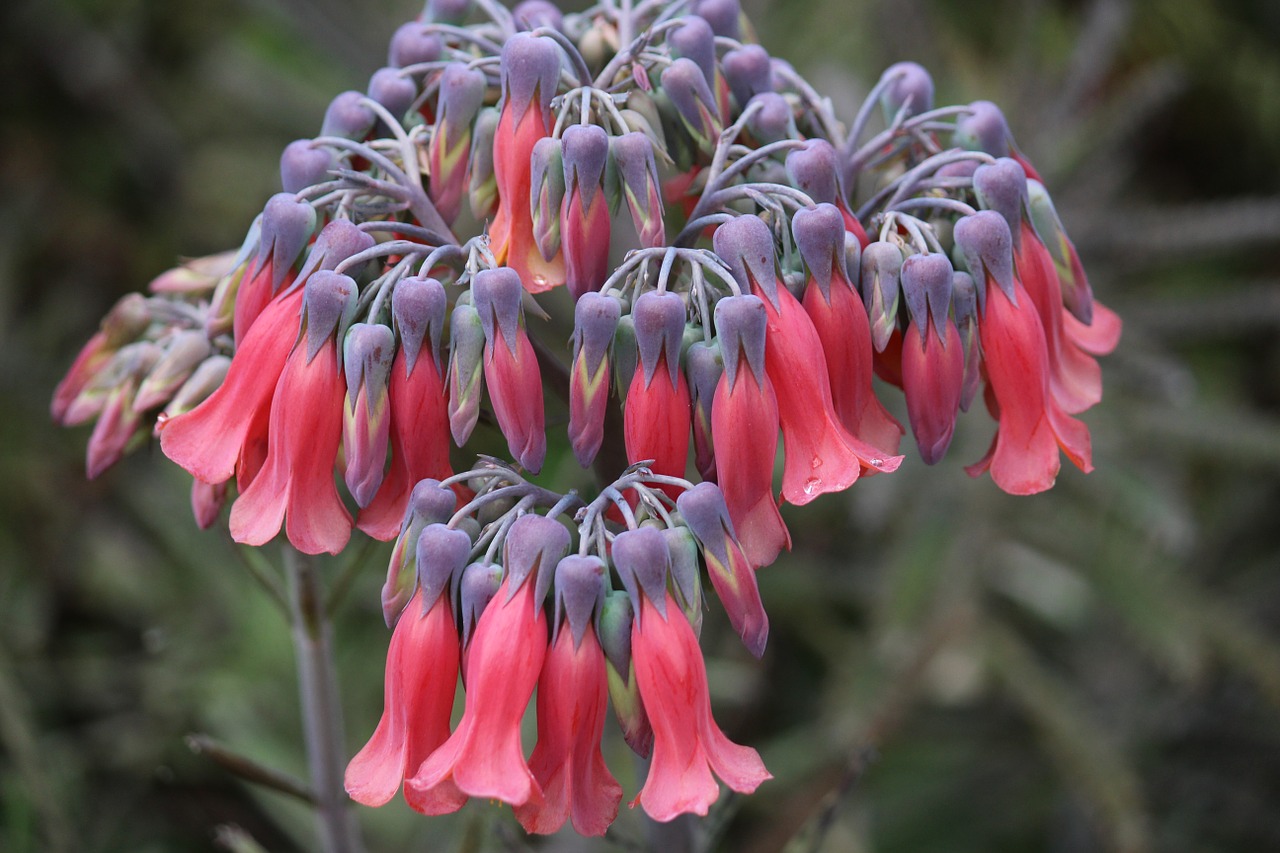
top-left (803, 477), bottom-right (820, 496)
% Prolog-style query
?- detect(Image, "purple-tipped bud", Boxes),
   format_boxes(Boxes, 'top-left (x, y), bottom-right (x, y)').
top-left (302, 271), bottom-right (357, 361)
top-left (513, 0), bottom-right (563, 30)
top-left (392, 276), bottom-right (447, 375)
top-left (900, 253), bottom-right (954, 343)
top-left (936, 159), bottom-right (979, 181)
top-left (163, 355), bottom-right (230, 419)
top-left (415, 523), bottom-right (472, 614)
top-left (471, 267), bottom-right (524, 357)
top-left (280, 140), bottom-right (336, 194)
top-left (786, 139), bottom-right (844, 207)
top-left (612, 314), bottom-right (638, 403)
top-left (695, 0), bottom-right (741, 38)
top-left (612, 527), bottom-right (672, 622)
top-left (500, 33), bottom-right (562, 125)
top-left (387, 22), bottom-right (443, 68)
top-left (723, 45), bottom-right (773, 108)
top-left (663, 526), bottom-right (703, 635)
top-left (599, 590), bottom-right (653, 757)
top-left (569, 292), bottom-right (621, 466)
top-left (295, 219), bottom-right (377, 286)
top-left (446, 302), bottom-right (485, 445)
top-left (468, 107), bottom-right (501, 219)
top-left (530, 136), bottom-right (565, 259)
top-left (503, 513), bottom-right (570, 609)
top-left (860, 242), bottom-right (903, 353)
top-left (713, 294), bottom-right (768, 389)
top-left (342, 323), bottom-right (396, 507)
top-left (1026, 179), bottom-right (1094, 323)
top-left (134, 331), bottom-right (211, 412)
top-left (562, 124), bottom-right (610, 209)
top-left (685, 340), bottom-right (722, 482)
top-left (954, 210), bottom-right (1016, 309)
top-left (459, 561), bottom-right (503, 647)
top-left (668, 16), bottom-right (716, 86)
top-left (973, 158), bottom-right (1029, 250)
top-left (257, 193), bottom-right (317, 292)
top-left (879, 62), bottom-right (934, 122)
top-left (632, 291), bottom-right (686, 387)
top-left (792, 203), bottom-right (846, 298)
top-left (953, 100), bottom-right (1012, 158)
top-left (951, 272), bottom-right (982, 412)
top-left (426, 0), bottom-right (472, 24)
top-left (609, 132), bottom-right (666, 248)
top-left (660, 57), bottom-right (722, 151)
top-left (383, 479), bottom-right (458, 625)
top-left (746, 92), bottom-right (795, 143)
top-left (713, 214), bottom-right (778, 304)
top-left (367, 67), bottom-right (417, 120)
top-left (321, 91), bottom-right (375, 140)
top-left (553, 555), bottom-right (607, 647)
top-left (430, 64), bottom-right (487, 224)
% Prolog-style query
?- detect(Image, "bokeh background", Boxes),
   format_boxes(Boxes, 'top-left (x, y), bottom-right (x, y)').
top-left (4, 0), bottom-right (1280, 850)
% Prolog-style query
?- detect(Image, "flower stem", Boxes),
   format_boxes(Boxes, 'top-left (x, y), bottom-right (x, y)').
top-left (284, 545), bottom-right (364, 853)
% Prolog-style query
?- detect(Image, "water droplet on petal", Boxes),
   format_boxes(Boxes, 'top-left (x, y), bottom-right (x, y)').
top-left (809, 455), bottom-right (821, 470)
top-left (803, 477), bottom-right (820, 496)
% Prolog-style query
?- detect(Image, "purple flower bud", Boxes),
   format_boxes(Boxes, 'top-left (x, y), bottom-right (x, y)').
top-left (383, 479), bottom-right (458, 625)
top-left (954, 210), bottom-right (1016, 309)
top-left (900, 253), bottom-right (954, 343)
top-left (367, 67), bottom-right (417, 120)
top-left (513, 0), bottom-right (563, 31)
top-left (612, 526), bottom-right (672, 622)
top-left (280, 140), bottom-right (335, 194)
top-left (503, 513), bottom-right (570, 609)
top-left (632, 291), bottom-right (686, 387)
top-left (660, 57), bottom-right (722, 151)
top-left (609, 132), bottom-right (665, 248)
top-left (713, 214), bottom-right (778, 304)
top-left (446, 302), bottom-right (485, 445)
top-left (953, 100), bottom-right (1012, 158)
top-left (935, 159), bottom-right (979, 181)
top-left (695, 0), bottom-right (742, 38)
top-left (387, 22), bottom-right (443, 68)
top-left (561, 124), bottom-right (610, 209)
top-left (416, 523), bottom-right (473, 614)
top-left (342, 322), bottom-right (396, 507)
top-left (950, 271), bottom-right (982, 411)
top-left (468, 107), bottom-right (501, 219)
top-left (713, 294), bottom-right (767, 389)
top-left (256, 193), bottom-right (317, 292)
top-left (792, 202), bottom-right (845, 297)
top-left (530, 136), bottom-right (565, 259)
top-left (722, 45), bottom-right (773, 108)
top-left (134, 330), bottom-right (212, 412)
top-left (553, 555), bottom-right (607, 647)
top-left (321, 90), bottom-right (375, 140)
top-left (860, 242), bottom-right (903, 352)
top-left (663, 527), bottom-right (703, 635)
top-left (685, 340), bottom-right (722, 482)
top-left (500, 33), bottom-right (562, 126)
top-left (598, 589), bottom-right (653, 758)
top-left (163, 355), bottom-right (230, 419)
top-left (295, 219), bottom-right (377, 285)
top-left (668, 16), bottom-right (716, 86)
top-left (471, 267), bottom-right (524, 357)
top-left (392, 276), bottom-right (447, 375)
top-left (302, 270), bottom-right (357, 360)
top-left (426, 0), bottom-right (472, 24)
top-left (973, 158), bottom-right (1029, 250)
top-left (879, 62), bottom-right (934, 121)
top-left (746, 92), bottom-right (796, 144)
top-left (786, 139), bottom-right (844, 207)
top-left (459, 561), bottom-right (503, 647)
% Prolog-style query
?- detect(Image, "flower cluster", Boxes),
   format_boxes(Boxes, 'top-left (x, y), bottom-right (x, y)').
top-left (52, 0), bottom-right (1120, 835)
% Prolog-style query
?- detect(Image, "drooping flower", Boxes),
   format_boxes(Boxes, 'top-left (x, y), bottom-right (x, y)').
top-left (623, 291), bottom-right (692, 497)
top-left (568, 292), bottom-right (621, 467)
top-left (899, 252), bottom-right (964, 464)
top-left (560, 124), bottom-right (612, 300)
top-left (428, 64), bottom-right (487, 225)
top-left (341, 323), bottom-right (396, 508)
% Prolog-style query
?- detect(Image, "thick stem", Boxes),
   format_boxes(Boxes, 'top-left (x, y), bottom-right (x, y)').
top-left (284, 546), bottom-right (364, 853)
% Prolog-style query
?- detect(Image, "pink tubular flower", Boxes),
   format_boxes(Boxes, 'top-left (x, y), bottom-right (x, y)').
top-left (345, 590), bottom-right (461, 808)
top-left (632, 591), bottom-right (770, 821)
top-left (227, 271), bottom-right (354, 554)
top-left (711, 295), bottom-right (790, 569)
top-left (560, 124), bottom-right (612, 300)
top-left (568, 293), bottom-right (620, 467)
top-left (624, 292), bottom-right (692, 497)
top-left (901, 317), bottom-right (964, 464)
top-left (473, 267), bottom-right (546, 473)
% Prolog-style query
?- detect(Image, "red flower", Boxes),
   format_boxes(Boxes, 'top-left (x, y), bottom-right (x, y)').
top-left (473, 268), bottom-right (546, 472)
top-left (514, 627), bottom-right (622, 836)
top-left (560, 124), bottom-right (612, 300)
top-left (632, 591), bottom-right (770, 821)
top-left (901, 317), bottom-right (964, 464)
top-left (345, 591), bottom-right (461, 808)
top-left (625, 292), bottom-right (692, 498)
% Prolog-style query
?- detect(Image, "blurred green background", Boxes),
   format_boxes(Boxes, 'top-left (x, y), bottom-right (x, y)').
top-left (4, 0), bottom-right (1280, 850)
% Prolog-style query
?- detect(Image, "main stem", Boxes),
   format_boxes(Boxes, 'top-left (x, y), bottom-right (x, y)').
top-left (284, 546), bottom-right (363, 853)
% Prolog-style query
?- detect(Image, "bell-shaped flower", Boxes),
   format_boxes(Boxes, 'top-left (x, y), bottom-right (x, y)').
top-left (406, 514), bottom-right (569, 812)
top-left (380, 479), bottom-right (458, 627)
top-left (341, 323), bottom-right (395, 508)
top-left (560, 124), bottom-right (612, 300)
top-left (597, 590), bottom-right (653, 758)
top-left (227, 270), bottom-right (356, 554)
top-left (359, 277), bottom-right (454, 540)
top-left (473, 268), bottom-right (546, 472)
top-left (623, 291), bottom-right (691, 496)
top-left (685, 340), bottom-right (722, 482)
top-left (710, 295), bottom-right (790, 569)
top-left (428, 64), bottom-right (486, 225)
top-left (660, 57), bottom-right (722, 158)
top-left (530, 136), bottom-right (565, 261)
top-left (568, 292), bottom-right (621, 467)
top-left (514, 555), bottom-right (622, 836)
top-left (956, 212), bottom-right (1093, 494)
top-left (446, 300), bottom-right (485, 447)
top-left (490, 34), bottom-right (566, 292)
top-left (609, 132), bottom-right (666, 248)
top-left (785, 141), bottom-right (868, 245)
top-left (234, 193), bottom-right (313, 345)
top-left (899, 253), bottom-right (964, 464)
top-left (793, 205), bottom-right (903, 455)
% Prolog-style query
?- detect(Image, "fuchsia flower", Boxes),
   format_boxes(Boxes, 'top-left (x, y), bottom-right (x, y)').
top-left (341, 323), bottom-right (395, 509)
top-left (490, 34), bottom-right (566, 293)
top-left (613, 528), bottom-right (770, 822)
top-left (568, 292), bottom-right (621, 467)
top-left (560, 124), bottom-right (612, 300)
top-left (427, 64), bottom-right (486, 225)
top-left (623, 291), bottom-right (692, 497)
top-left (898, 252), bottom-right (965, 464)
top-left (233, 193), bottom-right (314, 346)
top-left (515, 556), bottom-right (622, 836)
top-left (473, 267), bottom-right (546, 473)
top-left (228, 270), bottom-right (355, 554)
top-left (710, 295), bottom-right (791, 569)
